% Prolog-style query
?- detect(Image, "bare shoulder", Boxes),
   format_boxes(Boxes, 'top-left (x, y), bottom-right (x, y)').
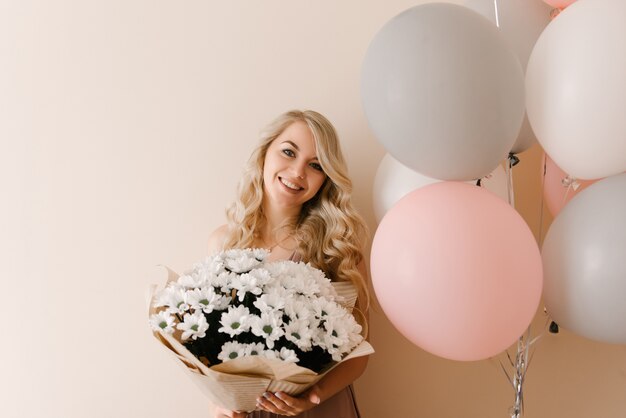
top-left (207, 224), bottom-right (229, 255)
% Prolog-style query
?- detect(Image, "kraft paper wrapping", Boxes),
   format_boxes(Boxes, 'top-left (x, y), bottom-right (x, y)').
top-left (148, 266), bottom-right (374, 412)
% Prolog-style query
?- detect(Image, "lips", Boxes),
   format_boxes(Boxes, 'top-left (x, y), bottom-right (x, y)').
top-left (279, 177), bottom-right (304, 191)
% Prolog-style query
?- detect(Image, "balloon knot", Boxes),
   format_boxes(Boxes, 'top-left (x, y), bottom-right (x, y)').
top-left (549, 321), bottom-right (560, 334)
top-left (550, 8), bottom-right (562, 20)
top-left (508, 153), bottom-right (520, 167)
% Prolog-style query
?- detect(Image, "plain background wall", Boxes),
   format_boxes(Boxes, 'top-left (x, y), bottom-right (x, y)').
top-left (2, 1), bottom-right (625, 417)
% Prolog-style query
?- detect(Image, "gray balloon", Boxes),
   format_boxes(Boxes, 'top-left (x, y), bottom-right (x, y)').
top-left (542, 172), bottom-right (626, 344)
top-left (361, 3), bottom-right (525, 181)
top-left (464, 0), bottom-right (552, 154)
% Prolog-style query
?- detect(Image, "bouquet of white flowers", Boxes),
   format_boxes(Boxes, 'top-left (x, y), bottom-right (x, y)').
top-left (148, 248), bottom-right (374, 412)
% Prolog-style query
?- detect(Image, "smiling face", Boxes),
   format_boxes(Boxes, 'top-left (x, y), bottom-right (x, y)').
top-left (262, 121), bottom-right (327, 213)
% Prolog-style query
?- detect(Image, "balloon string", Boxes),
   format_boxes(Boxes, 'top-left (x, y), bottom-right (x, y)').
top-left (538, 156), bottom-right (547, 248)
top-left (505, 153), bottom-right (518, 207)
top-left (493, 0), bottom-right (500, 28)
top-left (502, 317), bottom-right (550, 418)
top-left (560, 181), bottom-right (573, 212)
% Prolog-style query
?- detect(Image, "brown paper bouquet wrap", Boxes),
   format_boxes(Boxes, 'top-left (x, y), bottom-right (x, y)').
top-left (148, 251), bottom-right (374, 412)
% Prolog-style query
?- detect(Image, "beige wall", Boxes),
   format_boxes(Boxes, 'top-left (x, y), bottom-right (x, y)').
top-left (2, 1), bottom-right (624, 417)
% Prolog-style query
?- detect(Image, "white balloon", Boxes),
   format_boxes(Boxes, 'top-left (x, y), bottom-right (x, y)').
top-left (372, 154), bottom-right (508, 222)
top-left (526, 0), bottom-right (626, 180)
top-left (465, 0), bottom-right (552, 153)
top-left (361, 3), bottom-right (525, 181)
top-left (542, 173), bottom-right (626, 343)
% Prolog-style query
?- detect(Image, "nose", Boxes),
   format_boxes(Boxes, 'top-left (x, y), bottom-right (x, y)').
top-left (291, 160), bottom-right (306, 179)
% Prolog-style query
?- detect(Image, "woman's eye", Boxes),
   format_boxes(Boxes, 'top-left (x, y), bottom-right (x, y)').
top-left (309, 162), bottom-right (323, 172)
top-left (282, 149), bottom-right (295, 157)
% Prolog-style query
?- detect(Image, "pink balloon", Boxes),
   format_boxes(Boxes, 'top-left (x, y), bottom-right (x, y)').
top-left (371, 182), bottom-right (542, 361)
top-left (542, 153), bottom-right (597, 216)
top-left (543, 0), bottom-right (576, 8)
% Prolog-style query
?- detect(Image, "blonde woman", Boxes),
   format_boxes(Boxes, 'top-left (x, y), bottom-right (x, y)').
top-left (207, 110), bottom-right (369, 418)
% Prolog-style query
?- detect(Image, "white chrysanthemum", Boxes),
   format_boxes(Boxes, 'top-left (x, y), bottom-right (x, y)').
top-left (251, 248), bottom-right (270, 261)
top-left (176, 311), bottom-right (209, 341)
top-left (254, 291), bottom-right (287, 313)
top-left (154, 287), bottom-right (189, 315)
top-left (196, 254), bottom-right (227, 277)
top-left (231, 272), bottom-right (264, 301)
top-left (222, 249), bottom-right (262, 273)
top-left (243, 342), bottom-right (266, 356)
top-left (186, 287), bottom-right (231, 313)
top-left (177, 274), bottom-right (201, 289)
top-left (321, 314), bottom-right (363, 361)
top-left (306, 263), bottom-right (336, 299)
top-left (217, 341), bottom-right (247, 362)
top-left (277, 347), bottom-right (299, 363)
top-left (218, 305), bottom-right (251, 337)
top-left (284, 319), bottom-right (314, 351)
top-left (263, 350), bottom-right (278, 361)
top-left (250, 312), bottom-right (284, 349)
top-left (284, 297), bottom-right (312, 321)
top-left (265, 261), bottom-right (321, 297)
top-left (212, 271), bottom-right (237, 293)
top-left (311, 298), bottom-right (345, 321)
top-left (149, 311), bottom-right (176, 334)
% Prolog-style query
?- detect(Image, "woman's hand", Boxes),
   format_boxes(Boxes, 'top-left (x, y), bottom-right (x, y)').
top-left (214, 406), bottom-right (248, 418)
top-left (255, 386), bottom-right (321, 416)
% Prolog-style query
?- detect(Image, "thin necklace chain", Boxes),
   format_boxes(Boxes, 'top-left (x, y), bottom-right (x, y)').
top-left (263, 230), bottom-right (296, 251)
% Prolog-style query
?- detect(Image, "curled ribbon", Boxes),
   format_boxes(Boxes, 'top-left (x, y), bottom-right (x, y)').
top-left (561, 175), bottom-right (581, 191)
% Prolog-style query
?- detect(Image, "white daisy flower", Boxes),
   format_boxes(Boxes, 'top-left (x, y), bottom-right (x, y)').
top-left (253, 291), bottom-right (287, 313)
top-left (321, 315), bottom-right (362, 361)
top-left (198, 254), bottom-right (226, 276)
top-left (154, 287), bottom-right (189, 315)
top-left (222, 249), bottom-right (262, 273)
top-left (284, 297), bottom-right (312, 321)
top-left (186, 287), bottom-right (231, 314)
top-left (217, 341), bottom-right (247, 362)
top-left (231, 272), bottom-right (264, 301)
top-left (251, 248), bottom-right (270, 261)
top-left (277, 347), bottom-right (299, 363)
top-left (218, 305), bottom-right (251, 337)
top-left (212, 271), bottom-right (236, 293)
top-left (176, 312), bottom-right (209, 341)
top-left (243, 342), bottom-right (266, 356)
top-left (306, 264), bottom-right (336, 299)
top-left (250, 312), bottom-right (284, 349)
top-left (177, 274), bottom-right (201, 289)
top-left (311, 298), bottom-right (345, 321)
top-left (284, 319), bottom-right (314, 351)
top-left (149, 311), bottom-right (175, 334)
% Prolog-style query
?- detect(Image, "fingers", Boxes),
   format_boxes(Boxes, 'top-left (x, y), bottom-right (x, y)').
top-left (306, 385), bottom-right (321, 405)
top-left (256, 391), bottom-right (303, 416)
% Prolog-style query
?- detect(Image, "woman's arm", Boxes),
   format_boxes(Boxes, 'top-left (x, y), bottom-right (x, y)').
top-left (256, 260), bottom-right (371, 415)
top-left (256, 354), bottom-right (368, 416)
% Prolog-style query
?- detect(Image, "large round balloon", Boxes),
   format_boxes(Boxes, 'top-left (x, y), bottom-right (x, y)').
top-left (542, 173), bottom-right (626, 344)
top-left (542, 153), bottom-right (597, 216)
top-left (361, 3), bottom-right (525, 181)
top-left (526, 0), bottom-right (626, 180)
top-left (372, 154), bottom-right (508, 222)
top-left (371, 182), bottom-right (542, 361)
top-left (464, 0), bottom-right (552, 153)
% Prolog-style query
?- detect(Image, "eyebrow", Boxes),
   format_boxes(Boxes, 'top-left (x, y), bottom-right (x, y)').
top-left (281, 140), bottom-right (319, 161)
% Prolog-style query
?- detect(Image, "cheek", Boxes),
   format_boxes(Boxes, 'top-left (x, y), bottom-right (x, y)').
top-left (311, 176), bottom-right (327, 194)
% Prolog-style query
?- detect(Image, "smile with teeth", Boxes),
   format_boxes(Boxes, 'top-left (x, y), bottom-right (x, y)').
top-left (279, 177), bottom-right (303, 191)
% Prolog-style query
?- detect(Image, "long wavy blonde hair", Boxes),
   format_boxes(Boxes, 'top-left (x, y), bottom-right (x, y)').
top-left (223, 110), bottom-right (369, 310)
